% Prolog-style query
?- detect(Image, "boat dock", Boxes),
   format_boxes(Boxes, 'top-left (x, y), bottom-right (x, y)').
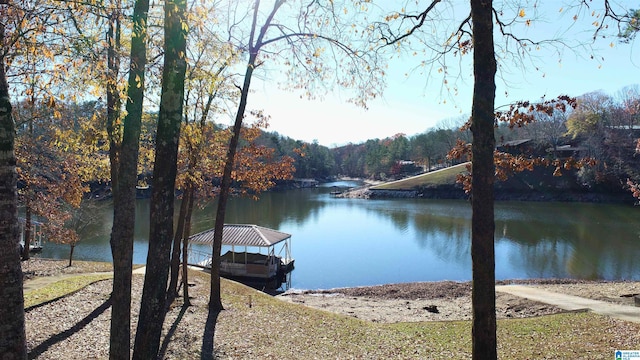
top-left (187, 224), bottom-right (294, 291)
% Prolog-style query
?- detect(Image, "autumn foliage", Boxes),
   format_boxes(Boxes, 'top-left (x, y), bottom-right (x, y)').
top-left (175, 111), bottom-right (295, 201)
top-left (448, 96), bottom-right (597, 193)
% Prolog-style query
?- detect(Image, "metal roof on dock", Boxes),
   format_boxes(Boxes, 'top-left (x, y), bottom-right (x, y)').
top-left (189, 224), bottom-right (291, 247)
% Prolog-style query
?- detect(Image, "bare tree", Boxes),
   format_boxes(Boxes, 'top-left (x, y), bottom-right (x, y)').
top-left (616, 84), bottom-right (640, 129)
top-left (208, 0), bottom-right (385, 311)
top-left (374, 1), bottom-right (630, 359)
top-left (529, 106), bottom-right (570, 153)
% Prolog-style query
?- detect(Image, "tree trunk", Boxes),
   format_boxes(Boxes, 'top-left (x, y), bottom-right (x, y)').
top-left (167, 185), bottom-right (190, 302)
top-left (209, 0), bottom-right (286, 311)
top-left (22, 206), bottom-right (31, 260)
top-left (106, 4), bottom-right (122, 186)
top-left (132, 0), bottom-right (187, 357)
top-left (182, 186), bottom-right (195, 306)
top-left (68, 243), bottom-right (75, 267)
top-left (108, 0), bottom-right (148, 358)
top-left (0, 19), bottom-right (27, 358)
top-left (209, 52), bottom-right (256, 311)
top-left (470, 1), bottom-right (497, 359)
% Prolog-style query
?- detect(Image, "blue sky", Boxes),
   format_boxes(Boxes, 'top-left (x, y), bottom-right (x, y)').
top-left (235, 2), bottom-right (640, 148)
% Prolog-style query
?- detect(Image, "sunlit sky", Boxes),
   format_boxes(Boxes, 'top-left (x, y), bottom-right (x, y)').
top-left (225, 2), bottom-right (640, 148)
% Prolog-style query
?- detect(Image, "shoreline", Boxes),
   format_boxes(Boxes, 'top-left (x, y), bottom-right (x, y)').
top-left (337, 184), bottom-right (635, 203)
top-left (277, 278), bottom-right (640, 323)
top-left (22, 258), bottom-right (640, 324)
top-left (19, 258), bottom-right (640, 359)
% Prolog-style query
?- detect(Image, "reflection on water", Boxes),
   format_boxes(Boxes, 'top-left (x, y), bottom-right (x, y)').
top-left (37, 181), bottom-right (640, 289)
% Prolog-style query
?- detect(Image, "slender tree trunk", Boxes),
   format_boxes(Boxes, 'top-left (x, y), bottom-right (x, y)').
top-left (209, 0), bottom-right (284, 312)
top-left (182, 186), bottom-right (195, 306)
top-left (470, 1), bottom-right (497, 359)
top-left (209, 53), bottom-right (256, 311)
top-left (0, 19), bottom-right (27, 358)
top-left (106, 3), bottom-right (122, 185)
top-left (167, 185), bottom-right (189, 302)
top-left (132, 0), bottom-right (187, 357)
top-left (108, 0), bottom-right (148, 358)
top-left (22, 206), bottom-right (31, 260)
top-left (68, 243), bottom-right (75, 267)
top-left (168, 184), bottom-right (194, 305)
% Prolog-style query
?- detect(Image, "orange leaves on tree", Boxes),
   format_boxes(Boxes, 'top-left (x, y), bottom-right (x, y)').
top-left (495, 95), bottom-right (577, 129)
top-left (627, 179), bottom-right (640, 200)
top-left (176, 110), bottom-right (295, 203)
top-left (448, 95), bottom-right (593, 194)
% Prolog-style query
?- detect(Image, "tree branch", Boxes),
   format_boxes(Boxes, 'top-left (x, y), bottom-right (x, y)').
top-left (376, 0), bottom-right (442, 46)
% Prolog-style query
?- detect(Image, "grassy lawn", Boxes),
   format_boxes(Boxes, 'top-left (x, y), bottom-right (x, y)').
top-left (217, 278), bottom-right (640, 359)
top-left (24, 273), bottom-right (113, 309)
top-left (25, 268), bottom-right (640, 359)
top-left (372, 162), bottom-right (469, 190)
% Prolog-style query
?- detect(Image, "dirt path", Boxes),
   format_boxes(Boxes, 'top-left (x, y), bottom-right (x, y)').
top-left (496, 285), bottom-right (640, 323)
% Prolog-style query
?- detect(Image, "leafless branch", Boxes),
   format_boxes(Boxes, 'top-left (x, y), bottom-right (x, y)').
top-left (376, 0), bottom-right (442, 46)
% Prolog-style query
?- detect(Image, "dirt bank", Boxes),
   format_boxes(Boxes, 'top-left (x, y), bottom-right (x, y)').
top-left (278, 279), bottom-right (640, 323)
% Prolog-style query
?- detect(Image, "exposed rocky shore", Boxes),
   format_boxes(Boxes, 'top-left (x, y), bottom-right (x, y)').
top-left (279, 279), bottom-right (640, 323)
top-left (337, 184), bottom-right (635, 203)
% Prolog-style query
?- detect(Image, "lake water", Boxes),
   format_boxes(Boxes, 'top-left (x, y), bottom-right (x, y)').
top-left (37, 181), bottom-right (640, 290)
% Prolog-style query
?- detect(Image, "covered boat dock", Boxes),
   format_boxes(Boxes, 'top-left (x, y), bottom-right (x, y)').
top-left (188, 224), bottom-right (294, 282)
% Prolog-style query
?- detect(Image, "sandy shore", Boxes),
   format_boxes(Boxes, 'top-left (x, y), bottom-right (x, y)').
top-left (277, 280), bottom-right (640, 323)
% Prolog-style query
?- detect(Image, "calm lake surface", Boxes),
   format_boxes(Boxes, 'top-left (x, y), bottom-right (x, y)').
top-left (38, 181), bottom-right (640, 289)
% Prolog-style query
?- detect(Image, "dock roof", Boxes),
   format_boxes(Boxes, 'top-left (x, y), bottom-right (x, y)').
top-left (189, 224), bottom-right (291, 247)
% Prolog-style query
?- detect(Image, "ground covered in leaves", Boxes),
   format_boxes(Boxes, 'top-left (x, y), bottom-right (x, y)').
top-left (23, 259), bottom-right (640, 359)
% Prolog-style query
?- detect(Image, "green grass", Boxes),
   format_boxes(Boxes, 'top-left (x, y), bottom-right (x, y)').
top-left (372, 162), bottom-right (469, 190)
top-left (24, 274), bottom-right (113, 309)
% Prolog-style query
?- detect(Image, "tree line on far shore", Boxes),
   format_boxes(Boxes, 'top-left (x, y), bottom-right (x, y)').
top-left (264, 85), bottom-right (640, 193)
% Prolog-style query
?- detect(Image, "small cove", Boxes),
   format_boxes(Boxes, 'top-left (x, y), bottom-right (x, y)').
top-left (37, 181), bottom-right (640, 290)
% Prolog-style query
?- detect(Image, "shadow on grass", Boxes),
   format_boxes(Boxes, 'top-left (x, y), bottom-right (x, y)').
top-left (200, 307), bottom-right (221, 360)
top-left (157, 304), bottom-right (189, 359)
top-left (28, 295), bottom-right (112, 359)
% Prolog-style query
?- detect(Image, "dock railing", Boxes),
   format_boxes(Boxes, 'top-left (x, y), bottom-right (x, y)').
top-left (188, 247), bottom-right (212, 269)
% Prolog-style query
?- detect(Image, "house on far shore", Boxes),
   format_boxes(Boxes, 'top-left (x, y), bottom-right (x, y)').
top-left (497, 139), bottom-right (587, 159)
top-left (496, 139), bottom-right (535, 155)
top-left (547, 144), bottom-right (588, 159)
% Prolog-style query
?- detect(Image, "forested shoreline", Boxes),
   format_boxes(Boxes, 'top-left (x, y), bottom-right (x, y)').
top-left (259, 87), bottom-right (640, 205)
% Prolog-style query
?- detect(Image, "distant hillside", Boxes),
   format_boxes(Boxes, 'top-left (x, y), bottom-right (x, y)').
top-left (367, 162), bottom-right (636, 203)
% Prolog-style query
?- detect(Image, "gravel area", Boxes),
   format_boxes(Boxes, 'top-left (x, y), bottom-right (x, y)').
top-left (25, 269), bottom-right (209, 359)
top-left (533, 281), bottom-right (640, 307)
